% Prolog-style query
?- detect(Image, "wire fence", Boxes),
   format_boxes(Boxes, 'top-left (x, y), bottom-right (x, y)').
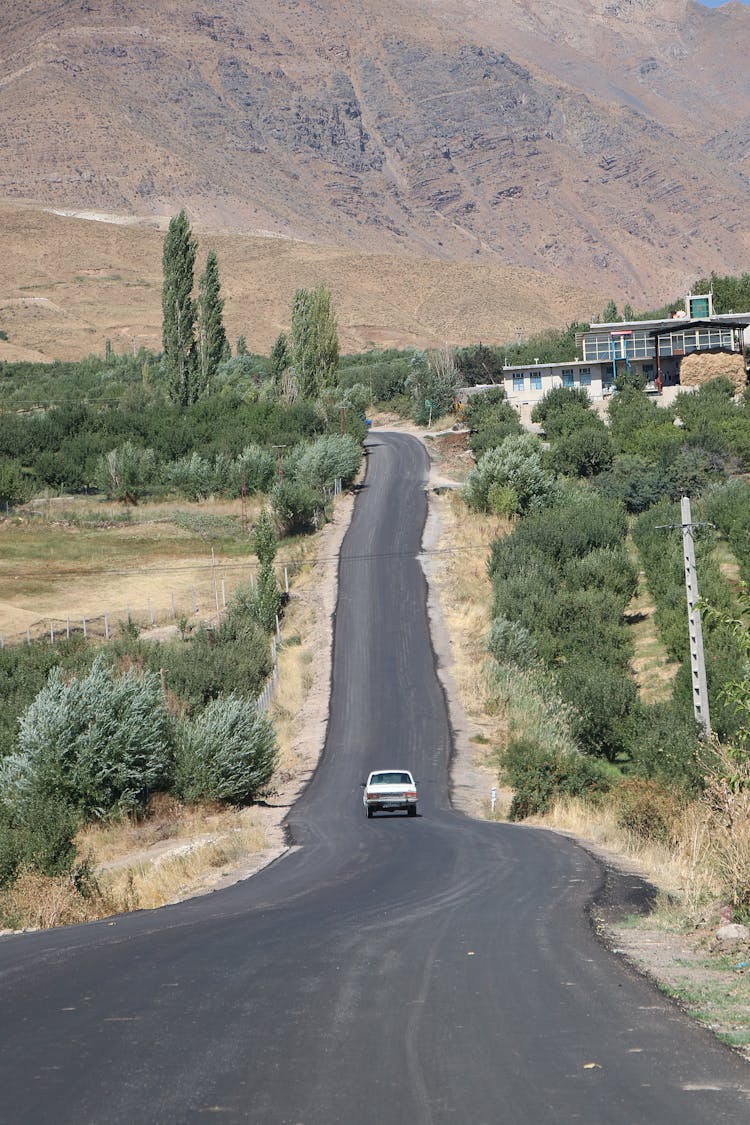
top-left (0, 563), bottom-right (292, 651)
top-left (0, 570), bottom-right (288, 715)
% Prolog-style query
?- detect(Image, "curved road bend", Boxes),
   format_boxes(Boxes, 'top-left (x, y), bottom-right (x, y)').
top-left (1, 432), bottom-right (748, 1124)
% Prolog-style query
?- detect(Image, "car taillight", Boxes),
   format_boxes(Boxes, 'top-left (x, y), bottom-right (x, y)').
top-left (406, 791), bottom-right (416, 798)
top-left (367, 792), bottom-right (377, 800)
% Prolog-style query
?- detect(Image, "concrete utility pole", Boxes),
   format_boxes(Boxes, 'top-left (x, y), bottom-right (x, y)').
top-left (680, 496), bottom-right (712, 738)
top-left (657, 497), bottom-right (712, 737)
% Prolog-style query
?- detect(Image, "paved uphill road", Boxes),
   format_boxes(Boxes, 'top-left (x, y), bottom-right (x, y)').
top-left (1, 432), bottom-right (749, 1124)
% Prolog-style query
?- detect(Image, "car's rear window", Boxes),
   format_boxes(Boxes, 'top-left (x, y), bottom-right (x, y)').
top-left (371, 772), bottom-right (412, 785)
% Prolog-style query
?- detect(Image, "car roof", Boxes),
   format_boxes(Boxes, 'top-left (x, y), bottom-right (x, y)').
top-left (368, 769), bottom-right (414, 778)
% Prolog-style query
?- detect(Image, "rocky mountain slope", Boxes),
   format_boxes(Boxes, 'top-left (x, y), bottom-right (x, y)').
top-left (1, 0), bottom-right (749, 325)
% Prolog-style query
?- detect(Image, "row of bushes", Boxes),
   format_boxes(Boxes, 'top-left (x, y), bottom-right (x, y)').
top-left (0, 384), bottom-right (361, 495)
top-left (489, 490), bottom-right (639, 763)
top-left (94, 432), bottom-right (362, 503)
top-left (530, 382), bottom-right (750, 512)
top-left (0, 564), bottom-right (285, 887)
top-left (0, 658), bottom-right (277, 887)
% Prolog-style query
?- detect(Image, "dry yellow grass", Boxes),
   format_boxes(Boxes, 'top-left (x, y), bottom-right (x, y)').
top-left (96, 812), bottom-right (268, 911)
top-left (531, 797), bottom-right (722, 918)
top-left (430, 488), bottom-right (511, 757)
top-left (626, 570), bottom-right (679, 706)
top-left (0, 495), bottom-right (273, 642)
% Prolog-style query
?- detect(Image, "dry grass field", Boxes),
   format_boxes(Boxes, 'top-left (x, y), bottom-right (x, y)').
top-left (0, 495), bottom-right (274, 644)
top-left (0, 200), bottom-right (597, 362)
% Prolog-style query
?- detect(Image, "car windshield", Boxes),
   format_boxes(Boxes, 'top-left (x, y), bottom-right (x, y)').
top-left (371, 772), bottom-right (412, 785)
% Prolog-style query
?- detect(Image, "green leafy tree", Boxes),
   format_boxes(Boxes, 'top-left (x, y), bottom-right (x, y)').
top-left (599, 299), bottom-right (619, 322)
top-left (250, 508), bottom-right (282, 631)
top-left (196, 250), bottom-right (227, 397)
top-left (0, 457), bottom-right (25, 507)
top-left (162, 210), bottom-right (198, 407)
top-left (290, 286), bottom-right (339, 398)
top-left (310, 286), bottom-right (339, 389)
top-left (270, 332), bottom-right (289, 383)
top-left (405, 348), bottom-right (461, 425)
top-left (94, 441), bottom-right (158, 501)
top-left (253, 508), bottom-right (277, 568)
top-left (551, 426), bottom-right (615, 478)
top-left (290, 288), bottom-right (316, 397)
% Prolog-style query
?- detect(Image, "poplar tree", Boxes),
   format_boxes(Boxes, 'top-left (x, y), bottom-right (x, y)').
top-left (251, 508), bottom-right (281, 633)
top-left (270, 332), bottom-right (289, 382)
top-left (197, 249), bottom-right (227, 396)
top-left (289, 285), bottom-right (339, 399)
top-left (310, 285), bottom-right (339, 390)
top-left (162, 210), bottom-right (197, 407)
top-left (290, 288), bottom-right (317, 398)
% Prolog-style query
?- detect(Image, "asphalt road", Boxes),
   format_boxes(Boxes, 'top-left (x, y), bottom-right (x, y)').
top-left (1, 431), bottom-right (748, 1124)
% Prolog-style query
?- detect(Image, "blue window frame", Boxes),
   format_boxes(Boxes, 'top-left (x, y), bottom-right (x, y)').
top-left (530, 373), bottom-right (542, 390)
top-left (512, 374), bottom-right (525, 392)
top-left (561, 369), bottom-right (574, 387)
top-left (579, 367), bottom-right (591, 387)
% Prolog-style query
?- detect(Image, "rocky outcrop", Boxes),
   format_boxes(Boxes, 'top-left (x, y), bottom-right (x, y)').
top-left (2, 0), bottom-right (750, 304)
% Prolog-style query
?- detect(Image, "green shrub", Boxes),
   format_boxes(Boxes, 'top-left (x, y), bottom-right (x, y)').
top-left (0, 457), bottom-right (26, 507)
top-left (405, 349), bottom-right (461, 424)
top-left (293, 433), bottom-right (362, 491)
top-left (464, 433), bottom-right (559, 515)
top-left (0, 820), bottom-right (21, 886)
top-left (463, 387), bottom-right (523, 456)
top-left (551, 426), bottom-right (614, 478)
top-left (271, 477), bottom-right (321, 534)
top-left (486, 617), bottom-right (538, 669)
top-left (508, 491), bottom-right (627, 569)
top-left (235, 445), bottom-right (276, 494)
top-left (563, 546), bottom-right (638, 603)
top-left (16, 657), bottom-right (172, 816)
top-left (94, 441), bottom-right (158, 501)
top-left (627, 700), bottom-right (702, 788)
top-left (594, 454), bottom-right (667, 513)
top-left (554, 657), bottom-right (637, 761)
top-left (17, 791), bottom-right (79, 877)
top-left (504, 738), bottom-right (612, 820)
top-left (175, 694), bottom-right (278, 803)
top-left (530, 386), bottom-right (593, 431)
top-left (614, 778), bottom-right (682, 844)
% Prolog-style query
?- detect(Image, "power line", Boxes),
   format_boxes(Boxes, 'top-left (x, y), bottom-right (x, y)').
top-left (1, 543), bottom-right (496, 581)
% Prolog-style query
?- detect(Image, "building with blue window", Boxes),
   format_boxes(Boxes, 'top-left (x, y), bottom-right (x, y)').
top-left (474, 293), bottom-right (750, 408)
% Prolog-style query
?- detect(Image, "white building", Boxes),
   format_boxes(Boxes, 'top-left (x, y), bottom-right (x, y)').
top-left (480, 294), bottom-right (750, 409)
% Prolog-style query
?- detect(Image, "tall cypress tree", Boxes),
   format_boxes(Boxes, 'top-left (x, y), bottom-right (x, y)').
top-left (162, 210), bottom-right (197, 407)
top-left (197, 249), bottom-right (227, 396)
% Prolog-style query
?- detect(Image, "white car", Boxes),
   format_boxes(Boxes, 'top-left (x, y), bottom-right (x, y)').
top-left (362, 770), bottom-right (418, 818)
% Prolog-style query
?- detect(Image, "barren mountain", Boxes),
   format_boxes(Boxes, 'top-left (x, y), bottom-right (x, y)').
top-left (1, 0), bottom-right (750, 351)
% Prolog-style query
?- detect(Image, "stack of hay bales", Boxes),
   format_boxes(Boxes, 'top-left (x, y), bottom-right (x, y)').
top-left (679, 351), bottom-right (746, 393)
